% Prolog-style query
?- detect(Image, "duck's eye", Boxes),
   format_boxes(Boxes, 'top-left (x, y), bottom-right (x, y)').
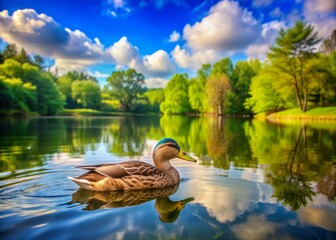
top-left (167, 144), bottom-right (175, 148)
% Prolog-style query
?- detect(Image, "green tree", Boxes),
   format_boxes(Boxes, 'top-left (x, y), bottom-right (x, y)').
top-left (71, 80), bottom-right (101, 109)
top-left (160, 73), bottom-right (191, 114)
top-left (1, 43), bottom-right (18, 62)
top-left (211, 57), bottom-right (233, 77)
top-left (189, 64), bottom-right (211, 113)
top-left (144, 88), bottom-right (164, 112)
top-left (245, 67), bottom-right (296, 114)
top-left (15, 48), bottom-right (32, 65)
top-left (107, 68), bottom-right (145, 112)
top-left (268, 20), bottom-right (321, 112)
top-left (0, 59), bottom-right (64, 115)
top-left (0, 77), bottom-right (36, 113)
top-left (228, 60), bottom-right (260, 114)
top-left (205, 73), bottom-right (231, 115)
top-left (57, 71), bottom-right (98, 108)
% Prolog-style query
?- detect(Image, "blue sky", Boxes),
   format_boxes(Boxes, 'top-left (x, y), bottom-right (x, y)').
top-left (0, 0), bottom-right (335, 87)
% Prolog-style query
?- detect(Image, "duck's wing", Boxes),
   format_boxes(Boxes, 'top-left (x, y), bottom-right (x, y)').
top-left (76, 161), bottom-right (162, 178)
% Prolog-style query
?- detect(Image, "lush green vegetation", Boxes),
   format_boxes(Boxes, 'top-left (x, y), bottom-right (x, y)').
top-left (0, 21), bottom-right (335, 117)
top-left (268, 106), bottom-right (336, 120)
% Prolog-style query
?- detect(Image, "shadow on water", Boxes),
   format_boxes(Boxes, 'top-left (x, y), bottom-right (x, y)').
top-left (69, 183), bottom-right (194, 223)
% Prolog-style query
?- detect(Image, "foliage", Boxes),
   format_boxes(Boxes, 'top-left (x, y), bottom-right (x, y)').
top-left (0, 43), bottom-right (45, 69)
top-left (107, 69), bottom-right (145, 112)
top-left (57, 71), bottom-right (99, 109)
top-left (0, 77), bottom-right (36, 113)
top-left (188, 64), bottom-right (211, 113)
top-left (245, 67), bottom-right (296, 113)
top-left (205, 73), bottom-right (230, 115)
top-left (0, 59), bottom-right (65, 115)
top-left (228, 60), bottom-right (260, 114)
top-left (143, 88), bottom-right (164, 112)
top-left (71, 80), bottom-right (101, 109)
top-left (160, 73), bottom-right (191, 114)
top-left (268, 20), bottom-right (321, 112)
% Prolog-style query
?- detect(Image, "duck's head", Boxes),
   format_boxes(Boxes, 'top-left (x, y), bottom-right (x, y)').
top-left (153, 138), bottom-right (196, 170)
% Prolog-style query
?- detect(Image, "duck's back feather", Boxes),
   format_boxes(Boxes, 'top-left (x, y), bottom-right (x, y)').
top-left (76, 161), bottom-right (162, 179)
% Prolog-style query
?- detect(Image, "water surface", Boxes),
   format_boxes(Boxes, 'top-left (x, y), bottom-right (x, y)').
top-left (0, 116), bottom-right (335, 239)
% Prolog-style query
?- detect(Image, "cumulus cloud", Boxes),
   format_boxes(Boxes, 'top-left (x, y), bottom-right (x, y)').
top-left (0, 9), bottom-right (69, 55)
top-left (88, 70), bottom-right (109, 78)
top-left (303, 0), bottom-right (336, 39)
top-left (246, 20), bottom-right (285, 60)
top-left (0, 9), bottom-right (175, 78)
top-left (142, 50), bottom-right (175, 77)
top-left (172, 0), bottom-right (263, 69)
top-left (107, 36), bottom-right (140, 65)
top-left (171, 45), bottom-right (218, 70)
top-left (145, 77), bottom-right (169, 88)
top-left (168, 30), bottom-right (180, 42)
top-left (107, 37), bottom-right (175, 77)
top-left (183, 0), bottom-right (260, 51)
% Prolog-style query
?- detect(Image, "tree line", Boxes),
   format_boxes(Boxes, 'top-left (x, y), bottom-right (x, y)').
top-left (0, 20), bottom-right (335, 116)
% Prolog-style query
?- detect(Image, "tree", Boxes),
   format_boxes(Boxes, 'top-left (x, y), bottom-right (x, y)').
top-left (0, 77), bottom-right (36, 113)
top-left (0, 59), bottom-right (65, 115)
top-left (228, 60), bottom-right (260, 114)
top-left (205, 73), bottom-right (230, 115)
top-left (144, 88), bottom-right (164, 112)
top-left (268, 20), bottom-right (321, 112)
top-left (321, 29), bottom-right (336, 54)
top-left (211, 58), bottom-right (233, 78)
top-left (57, 71), bottom-right (98, 108)
top-left (107, 69), bottom-right (145, 112)
top-left (189, 64), bottom-right (211, 113)
top-left (1, 43), bottom-right (18, 62)
top-left (71, 80), bottom-right (101, 109)
top-left (161, 73), bottom-right (191, 114)
top-left (245, 67), bottom-right (296, 114)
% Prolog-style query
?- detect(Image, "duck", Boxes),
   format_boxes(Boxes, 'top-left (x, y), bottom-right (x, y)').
top-left (68, 138), bottom-right (197, 191)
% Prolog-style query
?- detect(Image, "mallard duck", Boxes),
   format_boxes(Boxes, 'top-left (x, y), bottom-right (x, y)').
top-left (68, 138), bottom-right (196, 191)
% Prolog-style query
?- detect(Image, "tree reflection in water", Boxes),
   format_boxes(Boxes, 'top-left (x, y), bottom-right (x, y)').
top-left (70, 183), bottom-right (194, 223)
top-left (270, 126), bottom-right (316, 210)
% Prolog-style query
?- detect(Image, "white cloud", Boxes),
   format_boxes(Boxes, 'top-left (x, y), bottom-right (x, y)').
top-left (142, 50), bottom-right (175, 77)
top-left (168, 30), bottom-right (180, 42)
top-left (0, 9), bottom-right (175, 77)
top-left (303, 0), bottom-right (336, 39)
top-left (88, 70), bottom-right (109, 78)
top-left (107, 37), bottom-right (175, 77)
top-left (145, 77), bottom-right (169, 88)
top-left (183, 0), bottom-right (260, 51)
top-left (107, 36), bottom-right (140, 65)
top-left (0, 9), bottom-right (106, 73)
top-left (304, 0), bottom-right (336, 13)
top-left (246, 20), bottom-right (286, 60)
top-left (171, 45), bottom-right (218, 70)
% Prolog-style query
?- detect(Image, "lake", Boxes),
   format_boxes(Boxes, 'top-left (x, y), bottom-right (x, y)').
top-left (0, 116), bottom-right (335, 240)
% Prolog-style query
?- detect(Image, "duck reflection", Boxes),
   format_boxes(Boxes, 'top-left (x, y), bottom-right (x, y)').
top-left (71, 183), bottom-right (194, 223)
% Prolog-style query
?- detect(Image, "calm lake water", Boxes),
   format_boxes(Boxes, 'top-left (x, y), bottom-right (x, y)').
top-left (0, 116), bottom-right (335, 240)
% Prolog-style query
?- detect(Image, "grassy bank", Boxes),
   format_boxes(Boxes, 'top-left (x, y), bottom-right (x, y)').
top-left (59, 109), bottom-right (159, 117)
top-left (267, 107), bottom-right (336, 120)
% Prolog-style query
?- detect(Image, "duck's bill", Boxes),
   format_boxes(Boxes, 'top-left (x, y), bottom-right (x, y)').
top-left (177, 150), bottom-right (197, 162)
